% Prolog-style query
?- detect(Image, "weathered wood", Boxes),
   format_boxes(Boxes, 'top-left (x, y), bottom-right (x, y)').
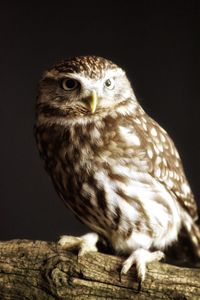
top-left (0, 239), bottom-right (199, 299)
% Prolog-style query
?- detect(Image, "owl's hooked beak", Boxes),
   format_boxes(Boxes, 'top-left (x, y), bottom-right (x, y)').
top-left (89, 90), bottom-right (98, 113)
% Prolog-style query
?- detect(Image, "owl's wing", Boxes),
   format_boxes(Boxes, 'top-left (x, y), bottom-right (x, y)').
top-left (129, 109), bottom-right (198, 221)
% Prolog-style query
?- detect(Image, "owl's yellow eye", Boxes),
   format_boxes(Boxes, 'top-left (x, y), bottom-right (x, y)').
top-left (104, 78), bottom-right (115, 90)
top-left (62, 78), bottom-right (79, 91)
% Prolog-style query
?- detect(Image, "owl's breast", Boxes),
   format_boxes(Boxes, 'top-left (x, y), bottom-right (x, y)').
top-left (35, 119), bottom-right (181, 251)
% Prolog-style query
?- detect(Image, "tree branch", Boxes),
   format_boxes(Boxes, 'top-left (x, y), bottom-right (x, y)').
top-left (0, 239), bottom-right (200, 299)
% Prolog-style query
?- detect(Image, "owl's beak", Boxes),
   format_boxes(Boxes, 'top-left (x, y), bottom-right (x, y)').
top-left (89, 90), bottom-right (98, 113)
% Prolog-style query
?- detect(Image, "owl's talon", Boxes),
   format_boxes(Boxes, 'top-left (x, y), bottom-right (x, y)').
top-left (121, 260), bottom-right (134, 276)
top-left (58, 232), bottom-right (99, 259)
top-left (137, 280), bottom-right (142, 292)
top-left (121, 249), bottom-right (165, 283)
top-left (58, 235), bottom-right (81, 249)
top-left (119, 268), bottom-right (125, 282)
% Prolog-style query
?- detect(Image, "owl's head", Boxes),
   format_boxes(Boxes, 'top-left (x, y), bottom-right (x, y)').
top-left (36, 56), bottom-right (137, 126)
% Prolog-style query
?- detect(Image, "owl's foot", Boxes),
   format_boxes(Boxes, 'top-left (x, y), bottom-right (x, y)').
top-left (120, 249), bottom-right (164, 283)
top-left (58, 232), bottom-right (99, 257)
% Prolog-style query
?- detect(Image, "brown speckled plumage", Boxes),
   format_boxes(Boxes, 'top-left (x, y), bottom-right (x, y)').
top-left (35, 55), bottom-right (200, 282)
top-left (52, 55), bottom-right (118, 79)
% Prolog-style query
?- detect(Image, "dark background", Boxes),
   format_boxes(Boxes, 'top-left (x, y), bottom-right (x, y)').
top-left (0, 1), bottom-right (199, 241)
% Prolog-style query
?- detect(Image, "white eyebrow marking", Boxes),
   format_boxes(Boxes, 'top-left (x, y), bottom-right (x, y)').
top-left (46, 68), bottom-right (125, 92)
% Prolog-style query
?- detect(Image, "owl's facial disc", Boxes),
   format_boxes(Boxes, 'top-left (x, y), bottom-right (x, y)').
top-left (58, 69), bottom-right (128, 113)
top-left (39, 62), bottom-right (136, 120)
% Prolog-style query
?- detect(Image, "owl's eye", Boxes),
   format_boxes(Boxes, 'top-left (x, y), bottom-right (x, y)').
top-left (104, 78), bottom-right (115, 90)
top-left (62, 78), bottom-right (79, 91)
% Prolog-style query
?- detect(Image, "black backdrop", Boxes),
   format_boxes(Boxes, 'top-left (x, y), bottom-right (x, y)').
top-left (0, 1), bottom-right (199, 241)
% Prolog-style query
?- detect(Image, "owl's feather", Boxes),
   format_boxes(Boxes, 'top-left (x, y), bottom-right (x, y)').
top-left (127, 106), bottom-right (198, 220)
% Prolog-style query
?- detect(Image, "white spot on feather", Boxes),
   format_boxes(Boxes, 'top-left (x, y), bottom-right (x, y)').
top-left (155, 167), bottom-right (161, 177)
top-left (157, 143), bottom-right (164, 152)
top-left (147, 146), bottom-right (153, 159)
top-left (166, 179), bottom-right (174, 189)
top-left (142, 117), bottom-right (147, 124)
top-left (175, 160), bottom-right (179, 167)
top-left (134, 118), bottom-right (142, 125)
top-left (151, 127), bottom-right (157, 137)
top-left (142, 122), bottom-right (148, 131)
top-left (163, 158), bottom-right (167, 167)
top-left (174, 148), bottom-right (180, 159)
top-left (181, 183), bottom-right (191, 195)
top-left (160, 133), bottom-right (166, 143)
top-left (155, 156), bottom-right (162, 165)
top-left (153, 144), bottom-right (160, 155)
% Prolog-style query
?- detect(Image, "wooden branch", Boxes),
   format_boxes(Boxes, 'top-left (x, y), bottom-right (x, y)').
top-left (0, 239), bottom-right (200, 299)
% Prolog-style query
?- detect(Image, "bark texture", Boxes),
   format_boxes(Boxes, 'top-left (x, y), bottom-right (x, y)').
top-left (0, 238), bottom-right (200, 299)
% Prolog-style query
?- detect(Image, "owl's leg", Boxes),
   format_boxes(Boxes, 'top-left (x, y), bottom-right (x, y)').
top-left (120, 248), bottom-right (164, 283)
top-left (58, 232), bottom-right (99, 257)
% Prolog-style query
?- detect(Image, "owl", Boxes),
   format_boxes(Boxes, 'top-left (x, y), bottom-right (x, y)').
top-left (35, 55), bottom-right (200, 283)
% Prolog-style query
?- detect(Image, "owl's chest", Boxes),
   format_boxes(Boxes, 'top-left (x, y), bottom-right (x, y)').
top-left (36, 119), bottom-right (147, 187)
top-left (35, 122), bottom-right (180, 247)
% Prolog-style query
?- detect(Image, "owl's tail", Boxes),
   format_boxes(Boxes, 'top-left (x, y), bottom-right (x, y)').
top-left (182, 211), bottom-right (200, 259)
top-left (186, 221), bottom-right (200, 258)
top-left (165, 210), bottom-right (200, 266)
